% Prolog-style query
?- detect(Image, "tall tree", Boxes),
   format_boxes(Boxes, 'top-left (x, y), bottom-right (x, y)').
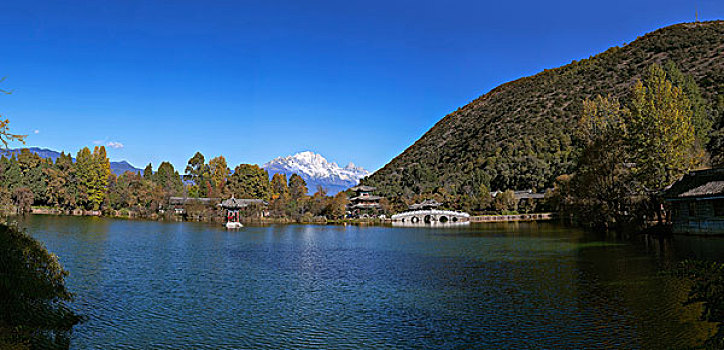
top-left (567, 64), bottom-right (705, 229)
top-left (227, 164), bottom-right (270, 200)
top-left (55, 152), bottom-right (77, 209)
top-left (143, 163), bottom-right (154, 180)
top-left (75, 147), bottom-right (93, 208)
top-left (155, 162), bottom-right (183, 197)
top-left (628, 64), bottom-right (701, 190)
top-left (208, 156), bottom-right (229, 197)
top-left (185, 152), bottom-right (208, 197)
top-left (270, 173), bottom-right (289, 198)
top-left (89, 146), bottom-right (110, 210)
top-left (288, 174), bottom-right (308, 201)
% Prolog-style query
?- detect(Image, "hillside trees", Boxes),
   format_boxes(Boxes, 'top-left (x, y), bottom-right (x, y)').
top-left (565, 63), bottom-right (706, 229)
top-left (363, 21), bottom-right (724, 199)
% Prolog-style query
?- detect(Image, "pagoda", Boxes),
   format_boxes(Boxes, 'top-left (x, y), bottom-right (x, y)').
top-left (348, 185), bottom-right (383, 217)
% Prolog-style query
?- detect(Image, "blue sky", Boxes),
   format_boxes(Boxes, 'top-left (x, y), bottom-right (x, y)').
top-left (1, 1), bottom-right (722, 172)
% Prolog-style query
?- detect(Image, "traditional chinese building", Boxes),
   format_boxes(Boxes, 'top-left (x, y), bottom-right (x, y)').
top-left (348, 185), bottom-right (383, 217)
top-left (662, 167), bottom-right (724, 235)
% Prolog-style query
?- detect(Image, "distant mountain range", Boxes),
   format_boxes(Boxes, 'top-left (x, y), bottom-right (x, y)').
top-left (263, 151), bottom-right (369, 195)
top-left (1, 147), bottom-right (142, 176)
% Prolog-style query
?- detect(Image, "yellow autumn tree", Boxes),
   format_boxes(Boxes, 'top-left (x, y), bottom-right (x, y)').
top-left (628, 64), bottom-right (702, 190)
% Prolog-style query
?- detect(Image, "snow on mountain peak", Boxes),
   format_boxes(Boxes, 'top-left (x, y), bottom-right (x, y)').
top-left (262, 152), bottom-right (370, 195)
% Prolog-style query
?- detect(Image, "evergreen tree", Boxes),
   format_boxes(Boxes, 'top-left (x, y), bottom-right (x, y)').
top-left (143, 163), bottom-right (154, 180)
top-left (227, 164), bottom-right (270, 200)
top-left (75, 147), bottom-right (93, 209)
top-left (89, 146), bottom-right (110, 210)
top-left (185, 152), bottom-right (208, 197)
top-left (288, 174), bottom-right (308, 200)
top-left (155, 162), bottom-right (183, 197)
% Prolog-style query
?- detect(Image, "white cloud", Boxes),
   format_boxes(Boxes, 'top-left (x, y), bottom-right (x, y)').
top-left (93, 140), bottom-right (103, 145)
top-left (33, 129), bottom-right (39, 134)
top-left (106, 141), bottom-right (124, 149)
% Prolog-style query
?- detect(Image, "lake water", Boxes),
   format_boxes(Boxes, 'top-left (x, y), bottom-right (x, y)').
top-left (19, 215), bottom-right (724, 349)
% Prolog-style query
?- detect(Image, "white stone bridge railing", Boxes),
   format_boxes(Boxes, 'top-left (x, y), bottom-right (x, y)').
top-left (391, 210), bottom-right (471, 224)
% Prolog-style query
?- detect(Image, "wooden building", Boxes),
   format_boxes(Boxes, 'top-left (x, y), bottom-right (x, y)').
top-left (663, 168), bottom-right (724, 235)
top-left (348, 185), bottom-right (383, 217)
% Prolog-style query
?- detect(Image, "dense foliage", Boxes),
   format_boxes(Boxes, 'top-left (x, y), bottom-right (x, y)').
top-left (0, 147), bottom-right (349, 221)
top-left (550, 63), bottom-right (707, 229)
top-left (0, 222), bottom-right (82, 349)
top-left (0, 147), bottom-right (111, 213)
top-left (363, 21), bottom-right (724, 201)
top-left (674, 260), bottom-right (724, 349)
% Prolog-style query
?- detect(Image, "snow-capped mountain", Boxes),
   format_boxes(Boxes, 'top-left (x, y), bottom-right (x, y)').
top-left (262, 151), bottom-right (369, 195)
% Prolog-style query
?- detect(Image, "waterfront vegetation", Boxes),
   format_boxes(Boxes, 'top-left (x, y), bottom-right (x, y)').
top-left (675, 260), bottom-right (724, 349)
top-left (0, 222), bottom-right (82, 349)
top-left (363, 21), bottom-right (724, 219)
top-left (0, 148), bottom-right (355, 222)
top-left (546, 62), bottom-right (717, 230)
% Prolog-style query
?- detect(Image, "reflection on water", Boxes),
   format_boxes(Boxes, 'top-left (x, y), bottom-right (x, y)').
top-left (19, 215), bottom-right (720, 349)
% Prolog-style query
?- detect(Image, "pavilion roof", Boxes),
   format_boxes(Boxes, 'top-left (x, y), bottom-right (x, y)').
top-left (219, 197), bottom-right (268, 209)
top-left (350, 185), bottom-right (376, 192)
top-left (350, 195), bottom-right (382, 202)
top-left (663, 168), bottom-right (724, 200)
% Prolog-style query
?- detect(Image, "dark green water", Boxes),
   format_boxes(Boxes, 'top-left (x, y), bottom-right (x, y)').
top-left (19, 215), bottom-right (724, 349)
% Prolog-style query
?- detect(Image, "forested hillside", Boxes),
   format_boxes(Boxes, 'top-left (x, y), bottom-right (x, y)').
top-left (363, 21), bottom-right (724, 199)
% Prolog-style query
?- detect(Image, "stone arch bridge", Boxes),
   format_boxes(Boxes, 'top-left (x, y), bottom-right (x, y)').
top-left (391, 210), bottom-right (471, 224)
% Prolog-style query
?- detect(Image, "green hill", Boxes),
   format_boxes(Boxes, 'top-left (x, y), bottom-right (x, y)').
top-left (363, 21), bottom-right (724, 199)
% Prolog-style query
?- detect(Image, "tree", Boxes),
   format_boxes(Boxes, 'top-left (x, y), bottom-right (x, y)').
top-left (89, 146), bottom-right (110, 210)
top-left (208, 156), bottom-right (229, 197)
top-left (143, 163), bottom-right (154, 180)
top-left (493, 189), bottom-right (517, 212)
top-left (663, 61), bottom-right (713, 148)
top-left (12, 187), bottom-right (33, 214)
top-left (477, 183), bottom-right (492, 211)
top-left (0, 223), bottom-right (82, 349)
top-left (269, 173), bottom-right (290, 217)
top-left (155, 162), bottom-right (183, 197)
top-left (227, 164), bottom-right (270, 200)
top-left (270, 173), bottom-right (289, 198)
top-left (568, 63), bottom-right (706, 229)
top-left (74, 147), bottom-right (93, 208)
top-left (628, 63), bottom-right (701, 190)
top-left (288, 174), bottom-right (308, 200)
top-left (0, 80), bottom-right (27, 148)
top-left (44, 166), bottom-right (67, 207)
top-left (17, 150), bottom-right (47, 199)
top-left (55, 153), bottom-right (77, 209)
top-left (185, 152), bottom-right (208, 196)
top-left (326, 192), bottom-right (348, 219)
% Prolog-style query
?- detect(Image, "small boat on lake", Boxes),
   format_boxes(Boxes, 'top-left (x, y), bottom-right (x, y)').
top-left (225, 221), bottom-right (243, 229)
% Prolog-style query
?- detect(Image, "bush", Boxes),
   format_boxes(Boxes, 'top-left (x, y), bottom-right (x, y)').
top-left (0, 223), bottom-right (82, 349)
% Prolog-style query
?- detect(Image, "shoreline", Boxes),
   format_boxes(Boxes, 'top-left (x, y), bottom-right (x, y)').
top-left (27, 207), bottom-right (557, 225)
